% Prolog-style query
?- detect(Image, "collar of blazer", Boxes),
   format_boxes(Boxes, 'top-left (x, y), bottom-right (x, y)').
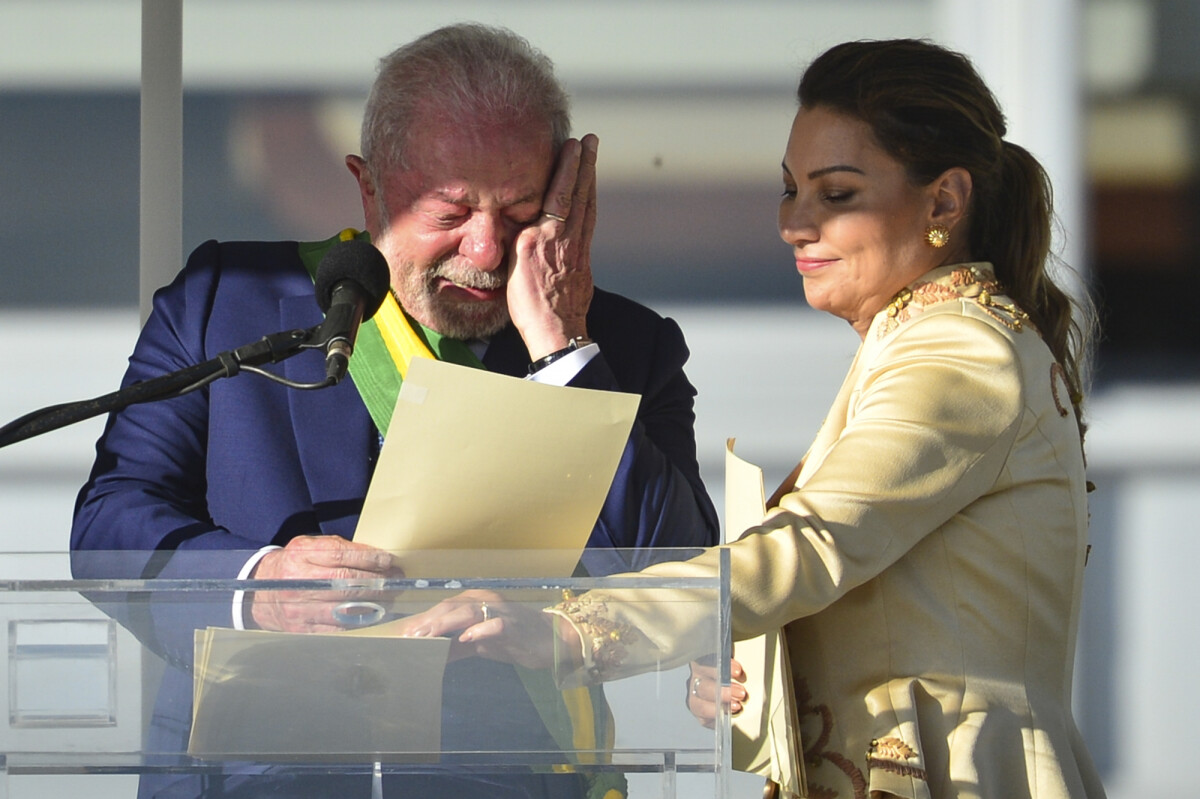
top-left (874, 262), bottom-right (1032, 340)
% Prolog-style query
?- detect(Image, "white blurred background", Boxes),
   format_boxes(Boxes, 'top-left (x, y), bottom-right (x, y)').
top-left (2, 1), bottom-right (1197, 796)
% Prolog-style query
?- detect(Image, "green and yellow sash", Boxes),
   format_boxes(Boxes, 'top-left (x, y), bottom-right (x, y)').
top-left (299, 230), bottom-right (626, 799)
top-left (298, 228), bottom-right (485, 436)
top-left (517, 665), bottom-right (626, 799)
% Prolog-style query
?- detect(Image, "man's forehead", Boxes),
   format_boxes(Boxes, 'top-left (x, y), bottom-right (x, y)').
top-left (385, 120), bottom-right (555, 206)
top-left (424, 180), bottom-right (544, 207)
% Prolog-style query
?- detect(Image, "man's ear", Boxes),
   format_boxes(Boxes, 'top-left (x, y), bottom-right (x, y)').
top-left (345, 154), bottom-right (379, 231)
top-left (928, 166), bottom-right (972, 231)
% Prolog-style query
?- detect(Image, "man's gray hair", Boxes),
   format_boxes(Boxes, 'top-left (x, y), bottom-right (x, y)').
top-left (360, 23), bottom-right (571, 173)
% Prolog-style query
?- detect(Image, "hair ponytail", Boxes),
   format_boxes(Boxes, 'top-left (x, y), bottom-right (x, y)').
top-left (983, 142), bottom-right (1095, 443)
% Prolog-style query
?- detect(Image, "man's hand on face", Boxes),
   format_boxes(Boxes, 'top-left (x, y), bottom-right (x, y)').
top-left (248, 535), bottom-right (400, 633)
top-left (507, 134), bottom-right (599, 361)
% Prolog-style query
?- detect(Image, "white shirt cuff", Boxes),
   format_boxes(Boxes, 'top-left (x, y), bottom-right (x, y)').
top-left (232, 545), bottom-right (282, 630)
top-left (526, 342), bottom-right (600, 386)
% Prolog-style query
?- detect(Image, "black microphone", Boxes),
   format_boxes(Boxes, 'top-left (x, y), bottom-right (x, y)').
top-left (313, 239), bottom-right (391, 383)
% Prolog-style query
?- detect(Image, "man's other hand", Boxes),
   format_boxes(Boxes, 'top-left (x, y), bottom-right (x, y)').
top-left (249, 536), bottom-right (400, 633)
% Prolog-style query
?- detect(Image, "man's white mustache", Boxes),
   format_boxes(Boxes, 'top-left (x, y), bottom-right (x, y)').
top-left (431, 260), bottom-right (507, 291)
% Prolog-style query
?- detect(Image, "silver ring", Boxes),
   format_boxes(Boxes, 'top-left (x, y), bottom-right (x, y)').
top-left (541, 211), bottom-right (567, 223)
top-left (480, 602), bottom-right (492, 622)
top-left (691, 677), bottom-right (702, 697)
top-left (332, 601), bottom-right (385, 627)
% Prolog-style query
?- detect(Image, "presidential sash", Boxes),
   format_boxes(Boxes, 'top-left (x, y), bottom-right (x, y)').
top-left (298, 229), bottom-right (484, 435)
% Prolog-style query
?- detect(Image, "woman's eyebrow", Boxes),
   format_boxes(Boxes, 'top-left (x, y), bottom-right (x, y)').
top-left (807, 164), bottom-right (866, 180)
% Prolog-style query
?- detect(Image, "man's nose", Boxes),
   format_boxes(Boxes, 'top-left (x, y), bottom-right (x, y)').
top-left (460, 214), bottom-right (506, 272)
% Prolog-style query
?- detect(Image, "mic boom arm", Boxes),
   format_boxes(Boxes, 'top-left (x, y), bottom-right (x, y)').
top-left (2, 239), bottom-right (391, 450)
top-left (0, 324), bottom-right (331, 450)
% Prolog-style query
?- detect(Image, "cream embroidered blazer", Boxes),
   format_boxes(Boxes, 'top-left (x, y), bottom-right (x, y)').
top-left (555, 264), bottom-right (1106, 799)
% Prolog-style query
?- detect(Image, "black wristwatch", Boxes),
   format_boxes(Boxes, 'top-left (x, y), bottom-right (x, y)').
top-left (527, 337), bottom-right (594, 375)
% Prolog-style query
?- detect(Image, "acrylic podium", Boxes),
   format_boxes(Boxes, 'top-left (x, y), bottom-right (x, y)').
top-left (0, 549), bottom-right (732, 799)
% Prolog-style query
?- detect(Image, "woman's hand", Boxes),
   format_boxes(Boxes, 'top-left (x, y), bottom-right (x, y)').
top-left (685, 657), bottom-right (748, 729)
top-left (395, 589), bottom-right (560, 670)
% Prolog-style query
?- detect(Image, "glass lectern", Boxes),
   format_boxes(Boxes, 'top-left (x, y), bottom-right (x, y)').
top-left (0, 549), bottom-right (732, 799)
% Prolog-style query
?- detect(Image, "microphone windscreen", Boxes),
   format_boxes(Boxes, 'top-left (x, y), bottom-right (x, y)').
top-left (313, 239), bottom-right (391, 319)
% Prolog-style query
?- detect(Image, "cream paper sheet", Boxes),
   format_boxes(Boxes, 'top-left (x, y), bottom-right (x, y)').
top-left (189, 623), bottom-right (451, 759)
top-left (353, 358), bottom-right (640, 578)
top-left (726, 439), bottom-right (806, 798)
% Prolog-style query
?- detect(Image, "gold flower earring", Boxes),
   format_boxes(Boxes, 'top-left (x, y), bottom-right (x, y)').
top-left (925, 224), bottom-right (950, 248)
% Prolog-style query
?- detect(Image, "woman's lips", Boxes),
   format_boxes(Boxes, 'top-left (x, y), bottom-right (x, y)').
top-left (795, 257), bottom-right (838, 274)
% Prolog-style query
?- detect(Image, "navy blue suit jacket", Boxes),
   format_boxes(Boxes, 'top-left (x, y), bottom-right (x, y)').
top-left (72, 239), bottom-right (718, 577)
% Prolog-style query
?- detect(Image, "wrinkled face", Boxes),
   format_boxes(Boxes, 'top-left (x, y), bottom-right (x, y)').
top-left (353, 115), bottom-right (554, 339)
top-left (778, 106), bottom-right (943, 337)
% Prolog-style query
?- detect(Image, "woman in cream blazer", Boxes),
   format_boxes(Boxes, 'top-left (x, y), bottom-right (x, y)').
top-left (699, 261), bottom-right (1101, 798)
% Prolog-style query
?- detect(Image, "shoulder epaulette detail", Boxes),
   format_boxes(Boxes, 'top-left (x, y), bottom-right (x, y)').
top-left (877, 264), bottom-right (1032, 339)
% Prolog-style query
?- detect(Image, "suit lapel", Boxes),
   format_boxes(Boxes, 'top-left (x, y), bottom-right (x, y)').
top-left (279, 293), bottom-right (374, 537)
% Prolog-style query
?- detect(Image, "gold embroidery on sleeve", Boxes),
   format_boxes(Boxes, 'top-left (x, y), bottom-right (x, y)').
top-left (557, 591), bottom-right (641, 681)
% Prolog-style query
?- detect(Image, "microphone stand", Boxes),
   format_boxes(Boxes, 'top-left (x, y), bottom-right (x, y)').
top-left (0, 325), bottom-right (335, 450)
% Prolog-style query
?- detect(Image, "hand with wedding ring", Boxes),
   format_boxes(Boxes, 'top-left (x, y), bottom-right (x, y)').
top-left (247, 535), bottom-right (403, 633)
top-left (685, 657), bottom-right (749, 729)
top-left (507, 133), bottom-right (599, 362)
top-left (391, 589), bottom-right (560, 670)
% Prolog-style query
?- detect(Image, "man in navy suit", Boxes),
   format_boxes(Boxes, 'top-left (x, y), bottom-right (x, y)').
top-left (71, 22), bottom-right (718, 799)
